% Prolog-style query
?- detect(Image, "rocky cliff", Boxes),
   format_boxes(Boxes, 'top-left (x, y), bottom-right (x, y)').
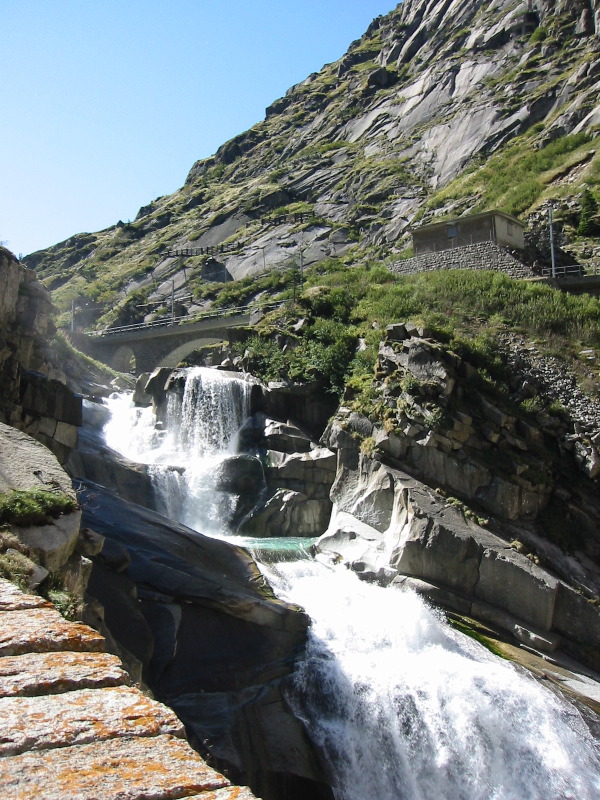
top-left (0, 248), bottom-right (82, 463)
top-left (23, 0), bottom-right (600, 332)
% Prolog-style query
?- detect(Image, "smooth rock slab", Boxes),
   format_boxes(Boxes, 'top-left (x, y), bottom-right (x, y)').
top-left (0, 607), bottom-right (105, 656)
top-left (0, 422), bottom-right (75, 497)
top-left (0, 651), bottom-right (129, 697)
top-left (0, 685), bottom-right (184, 756)
top-left (0, 578), bottom-right (52, 611)
top-left (0, 733), bottom-right (230, 800)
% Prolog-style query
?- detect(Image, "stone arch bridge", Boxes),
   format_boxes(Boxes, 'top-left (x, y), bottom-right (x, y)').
top-left (74, 309), bottom-right (255, 374)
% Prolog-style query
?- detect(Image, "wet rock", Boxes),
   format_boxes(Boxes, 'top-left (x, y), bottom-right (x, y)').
top-left (240, 488), bottom-right (331, 538)
top-left (215, 455), bottom-right (265, 495)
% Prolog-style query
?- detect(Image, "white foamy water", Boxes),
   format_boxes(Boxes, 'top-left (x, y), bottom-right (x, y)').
top-left (103, 369), bottom-right (600, 799)
top-left (103, 367), bottom-right (253, 532)
top-left (265, 559), bottom-right (600, 800)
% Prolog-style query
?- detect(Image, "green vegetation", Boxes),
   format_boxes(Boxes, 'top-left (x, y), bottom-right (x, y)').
top-left (0, 531), bottom-right (35, 590)
top-left (237, 317), bottom-right (357, 394)
top-left (53, 332), bottom-right (122, 380)
top-left (0, 504), bottom-right (82, 620)
top-left (0, 489), bottom-right (77, 528)
top-left (578, 188), bottom-right (599, 235)
top-left (447, 615), bottom-right (506, 658)
top-left (530, 27), bottom-right (548, 44)
top-left (233, 260), bottom-right (600, 412)
top-left (427, 132), bottom-right (595, 218)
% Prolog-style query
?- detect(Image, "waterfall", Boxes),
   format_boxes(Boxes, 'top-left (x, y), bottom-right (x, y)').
top-left (103, 367), bottom-right (253, 532)
top-left (102, 369), bottom-right (600, 800)
top-left (265, 559), bottom-right (600, 800)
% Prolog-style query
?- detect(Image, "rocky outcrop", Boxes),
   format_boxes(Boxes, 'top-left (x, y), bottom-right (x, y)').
top-left (317, 438), bottom-right (600, 671)
top-left (352, 322), bottom-right (600, 530)
top-left (0, 248), bottom-right (82, 464)
top-left (0, 421), bottom-right (92, 599)
top-left (236, 417), bottom-right (336, 538)
top-left (0, 578), bottom-right (259, 800)
top-left (77, 480), bottom-right (331, 800)
top-left (313, 321), bottom-right (600, 670)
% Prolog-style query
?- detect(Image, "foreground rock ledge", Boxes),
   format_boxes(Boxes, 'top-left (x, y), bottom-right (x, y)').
top-left (0, 578), bottom-right (260, 800)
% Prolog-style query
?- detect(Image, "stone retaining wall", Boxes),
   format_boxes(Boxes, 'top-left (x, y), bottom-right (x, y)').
top-left (0, 578), bottom-right (258, 800)
top-left (390, 242), bottom-right (535, 279)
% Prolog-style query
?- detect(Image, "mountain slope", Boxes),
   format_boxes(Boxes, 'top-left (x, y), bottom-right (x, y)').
top-left (25, 0), bottom-right (600, 329)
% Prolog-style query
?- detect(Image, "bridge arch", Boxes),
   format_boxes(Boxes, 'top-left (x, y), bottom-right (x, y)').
top-left (111, 344), bottom-right (137, 373)
top-left (156, 337), bottom-right (223, 369)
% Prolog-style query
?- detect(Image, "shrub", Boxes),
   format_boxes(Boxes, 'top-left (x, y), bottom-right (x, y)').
top-left (0, 490), bottom-right (77, 527)
top-left (530, 27), bottom-right (548, 44)
top-left (577, 188), bottom-right (599, 236)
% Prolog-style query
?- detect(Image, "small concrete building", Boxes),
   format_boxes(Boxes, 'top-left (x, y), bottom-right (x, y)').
top-left (412, 211), bottom-right (525, 255)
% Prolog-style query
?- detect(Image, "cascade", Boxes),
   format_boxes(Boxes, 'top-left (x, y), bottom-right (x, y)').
top-left (102, 368), bottom-right (600, 800)
top-left (265, 560), bottom-right (600, 800)
top-left (104, 366), bottom-right (253, 532)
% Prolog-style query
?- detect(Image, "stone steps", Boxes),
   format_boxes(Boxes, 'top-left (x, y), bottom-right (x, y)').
top-left (0, 578), bottom-right (259, 800)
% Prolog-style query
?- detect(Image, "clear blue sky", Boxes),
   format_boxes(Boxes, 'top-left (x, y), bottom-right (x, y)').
top-left (2, 1), bottom-right (397, 257)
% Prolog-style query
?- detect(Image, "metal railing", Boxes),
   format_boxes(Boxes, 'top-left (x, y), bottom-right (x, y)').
top-left (540, 265), bottom-right (593, 279)
top-left (87, 301), bottom-right (283, 338)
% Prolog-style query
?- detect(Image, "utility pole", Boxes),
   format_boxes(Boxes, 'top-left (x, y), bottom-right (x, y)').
top-left (171, 279), bottom-right (175, 324)
top-left (549, 205), bottom-right (557, 279)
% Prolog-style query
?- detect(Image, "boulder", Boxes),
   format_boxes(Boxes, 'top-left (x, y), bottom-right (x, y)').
top-left (240, 489), bottom-right (331, 538)
top-left (265, 447), bottom-right (336, 500)
top-left (215, 455), bottom-right (265, 495)
top-left (263, 420), bottom-right (314, 454)
top-left (254, 381), bottom-right (338, 440)
top-left (15, 510), bottom-right (82, 573)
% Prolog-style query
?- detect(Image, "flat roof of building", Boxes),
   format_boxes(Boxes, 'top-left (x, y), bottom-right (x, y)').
top-left (412, 210), bottom-right (524, 235)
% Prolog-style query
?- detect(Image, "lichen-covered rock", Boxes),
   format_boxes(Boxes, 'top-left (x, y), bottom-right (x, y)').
top-left (0, 734), bottom-right (231, 800)
top-left (0, 685), bottom-right (185, 756)
top-left (0, 607), bottom-right (105, 657)
top-left (0, 651), bottom-right (129, 697)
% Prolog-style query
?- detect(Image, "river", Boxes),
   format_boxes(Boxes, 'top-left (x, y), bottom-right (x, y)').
top-left (102, 367), bottom-right (600, 800)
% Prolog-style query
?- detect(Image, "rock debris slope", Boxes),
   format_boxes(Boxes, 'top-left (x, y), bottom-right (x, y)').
top-left (0, 577), bottom-right (258, 800)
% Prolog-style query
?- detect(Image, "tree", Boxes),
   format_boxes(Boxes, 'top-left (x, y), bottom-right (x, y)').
top-left (577, 188), bottom-right (599, 236)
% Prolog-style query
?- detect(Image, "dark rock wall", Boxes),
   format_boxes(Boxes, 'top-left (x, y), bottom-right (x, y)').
top-left (0, 248), bottom-right (81, 463)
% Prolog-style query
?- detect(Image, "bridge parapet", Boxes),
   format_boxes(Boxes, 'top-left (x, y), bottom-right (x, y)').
top-left (81, 303), bottom-right (281, 374)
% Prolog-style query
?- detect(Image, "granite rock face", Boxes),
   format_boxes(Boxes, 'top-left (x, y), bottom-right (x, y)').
top-left (77, 480), bottom-right (330, 799)
top-left (0, 248), bottom-right (82, 463)
top-left (314, 322), bottom-right (600, 670)
top-left (0, 421), bottom-right (96, 604)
